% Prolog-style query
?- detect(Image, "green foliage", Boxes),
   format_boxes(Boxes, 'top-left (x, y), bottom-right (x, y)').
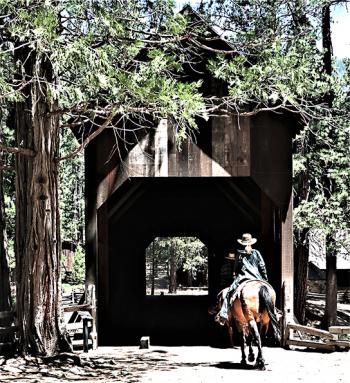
top-left (293, 54), bottom-right (350, 236)
top-left (0, 108), bottom-right (15, 271)
top-left (146, 236), bottom-right (208, 281)
top-left (71, 245), bottom-right (85, 284)
top-left (59, 128), bottom-right (84, 244)
top-left (0, 0), bottom-right (211, 286)
top-left (203, 1), bottom-right (332, 120)
top-left (201, 1), bottom-right (350, 241)
top-left (0, 0), bottom-right (208, 148)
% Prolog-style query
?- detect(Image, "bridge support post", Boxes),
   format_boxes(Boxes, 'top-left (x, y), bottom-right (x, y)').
top-left (280, 195), bottom-right (294, 345)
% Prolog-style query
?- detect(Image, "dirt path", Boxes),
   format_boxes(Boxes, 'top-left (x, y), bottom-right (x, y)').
top-left (0, 345), bottom-right (349, 383)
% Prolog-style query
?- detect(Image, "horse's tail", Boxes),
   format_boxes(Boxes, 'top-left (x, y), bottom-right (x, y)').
top-left (259, 285), bottom-right (281, 344)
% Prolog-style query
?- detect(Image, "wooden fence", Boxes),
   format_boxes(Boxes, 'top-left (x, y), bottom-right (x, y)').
top-left (63, 284), bottom-right (97, 352)
top-left (284, 322), bottom-right (350, 351)
top-left (307, 291), bottom-right (350, 304)
top-left (0, 311), bottom-right (17, 353)
top-left (0, 285), bottom-right (97, 354)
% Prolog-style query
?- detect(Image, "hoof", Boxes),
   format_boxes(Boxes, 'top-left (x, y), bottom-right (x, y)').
top-left (240, 359), bottom-right (247, 366)
top-left (248, 353), bottom-right (255, 362)
top-left (255, 359), bottom-right (265, 370)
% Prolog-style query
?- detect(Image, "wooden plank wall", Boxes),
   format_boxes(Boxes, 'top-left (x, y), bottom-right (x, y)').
top-left (250, 112), bottom-right (293, 209)
top-left (113, 115), bottom-right (251, 183)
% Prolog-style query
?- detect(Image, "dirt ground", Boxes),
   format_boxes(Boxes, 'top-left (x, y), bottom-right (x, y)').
top-left (0, 345), bottom-right (349, 383)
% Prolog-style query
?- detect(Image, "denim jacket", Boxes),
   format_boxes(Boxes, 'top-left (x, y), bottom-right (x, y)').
top-left (234, 249), bottom-right (268, 282)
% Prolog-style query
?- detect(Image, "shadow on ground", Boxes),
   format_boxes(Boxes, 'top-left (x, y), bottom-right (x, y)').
top-left (0, 348), bottom-right (252, 383)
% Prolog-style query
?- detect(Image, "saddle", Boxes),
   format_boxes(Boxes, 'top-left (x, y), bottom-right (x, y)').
top-left (229, 279), bottom-right (272, 305)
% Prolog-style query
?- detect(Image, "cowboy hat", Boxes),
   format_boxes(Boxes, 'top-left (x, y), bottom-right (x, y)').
top-left (225, 253), bottom-right (236, 261)
top-left (237, 233), bottom-right (257, 246)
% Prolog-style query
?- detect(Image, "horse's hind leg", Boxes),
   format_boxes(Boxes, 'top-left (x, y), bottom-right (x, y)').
top-left (239, 331), bottom-right (248, 366)
top-left (248, 320), bottom-right (265, 370)
top-left (247, 335), bottom-right (255, 362)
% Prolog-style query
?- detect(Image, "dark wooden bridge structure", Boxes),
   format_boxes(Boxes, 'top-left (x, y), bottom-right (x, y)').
top-left (83, 11), bottom-right (296, 346)
top-left (84, 110), bottom-right (296, 346)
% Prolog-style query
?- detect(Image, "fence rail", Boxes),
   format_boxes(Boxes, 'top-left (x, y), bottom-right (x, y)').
top-left (0, 311), bottom-right (17, 353)
top-left (307, 291), bottom-right (349, 303)
top-left (285, 322), bottom-right (350, 351)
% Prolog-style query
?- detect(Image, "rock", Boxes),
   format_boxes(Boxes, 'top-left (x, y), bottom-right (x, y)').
top-left (140, 336), bottom-right (150, 349)
top-left (39, 368), bottom-right (49, 374)
top-left (70, 366), bottom-right (86, 375)
top-left (2, 365), bottom-right (22, 374)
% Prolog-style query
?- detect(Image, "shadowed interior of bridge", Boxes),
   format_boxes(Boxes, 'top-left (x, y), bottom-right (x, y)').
top-left (97, 177), bottom-right (280, 346)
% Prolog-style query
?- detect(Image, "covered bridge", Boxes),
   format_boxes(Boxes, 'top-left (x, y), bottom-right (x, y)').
top-left (83, 9), bottom-right (297, 346)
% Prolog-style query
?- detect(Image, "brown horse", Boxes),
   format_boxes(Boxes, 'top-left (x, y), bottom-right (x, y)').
top-left (209, 280), bottom-right (282, 370)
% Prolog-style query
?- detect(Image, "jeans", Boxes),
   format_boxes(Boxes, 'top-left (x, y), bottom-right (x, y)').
top-left (219, 278), bottom-right (241, 319)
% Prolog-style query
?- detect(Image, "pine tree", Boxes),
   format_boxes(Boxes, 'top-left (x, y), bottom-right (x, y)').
top-left (0, 0), bottom-right (207, 355)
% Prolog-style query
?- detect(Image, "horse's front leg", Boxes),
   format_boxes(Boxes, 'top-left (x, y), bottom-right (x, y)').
top-left (248, 320), bottom-right (265, 370)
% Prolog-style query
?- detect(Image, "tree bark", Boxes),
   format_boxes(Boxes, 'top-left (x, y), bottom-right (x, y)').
top-left (322, 5), bottom-right (333, 106)
top-left (151, 241), bottom-right (155, 295)
top-left (321, 5), bottom-right (337, 330)
top-left (168, 242), bottom-right (177, 293)
top-left (0, 163), bottom-right (11, 313)
top-left (323, 235), bottom-right (337, 329)
top-left (15, 50), bottom-right (70, 356)
top-left (294, 229), bottom-right (309, 324)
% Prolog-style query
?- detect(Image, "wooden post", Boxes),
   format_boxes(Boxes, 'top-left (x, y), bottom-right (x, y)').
top-left (85, 143), bottom-right (98, 288)
top-left (82, 317), bottom-right (89, 353)
top-left (140, 336), bottom-right (150, 349)
top-left (87, 284), bottom-right (98, 350)
top-left (280, 195), bottom-right (294, 342)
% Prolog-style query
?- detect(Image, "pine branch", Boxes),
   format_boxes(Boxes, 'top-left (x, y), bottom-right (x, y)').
top-left (58, 112), bottom-right (116, 162)
top-left (0, 144), bottom-right (35, 157)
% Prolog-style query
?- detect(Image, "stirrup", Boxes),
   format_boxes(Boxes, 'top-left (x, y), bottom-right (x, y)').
top-left (215, 314), bottom-right (227, 326)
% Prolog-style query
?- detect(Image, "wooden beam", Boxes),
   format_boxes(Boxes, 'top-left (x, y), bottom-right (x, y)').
top-left (0, 311), bottom-right (15, 320)
top-left (107, 181), bottom-right (147, 220)
top-left (71, 339), bottom-right (92, 348)
top-left (326, 340), bottom-right (350, 348)
top-left (286, 324), bottom-right (335, 340)
top-left (63, 304), bottom-right (91, 312)
top-left (224, 179), bottom-right (260, 219)
top-left (215, 183), bottom-right (256, 225)
top-left (329, 326), bottom-right (350, 335)
top-left (286, 339), bottom-right (335, 351)
top-left (280, 195), bottom-right (294, 322)
top-left (66, 322), bottom-right (92, 334)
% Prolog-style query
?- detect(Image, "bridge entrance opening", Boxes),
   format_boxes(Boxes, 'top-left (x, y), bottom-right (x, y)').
top-left (97, 177), bottom-right (280, 346)
top-left (145, 237), bottom-right (208, 296)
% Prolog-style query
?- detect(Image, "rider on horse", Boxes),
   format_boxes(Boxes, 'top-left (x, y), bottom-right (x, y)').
top-left (217, 233), bottom-right (268, 325)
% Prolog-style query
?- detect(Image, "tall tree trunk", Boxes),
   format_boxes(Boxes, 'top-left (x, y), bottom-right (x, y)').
top-left (187, 270), bottom-right (193, 287)
top-left (291, 0), bottom-right (312, 325)
top-left (15, 50), bottom-right (70, 356)
top-left (323, 235), bottom-right (337, 329)
top-left (0, 163), bottom-right (11, 313)
top-left (321, 5), bottom-right (337, 330)
top-left (322, 5), bottom-right (333, 106)
top-left (168, 242), bottom-right (177, 293)
top-left (151, 241), bottom-right (155, 295)
top-left (294, 229), bottom-right (309, 324)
